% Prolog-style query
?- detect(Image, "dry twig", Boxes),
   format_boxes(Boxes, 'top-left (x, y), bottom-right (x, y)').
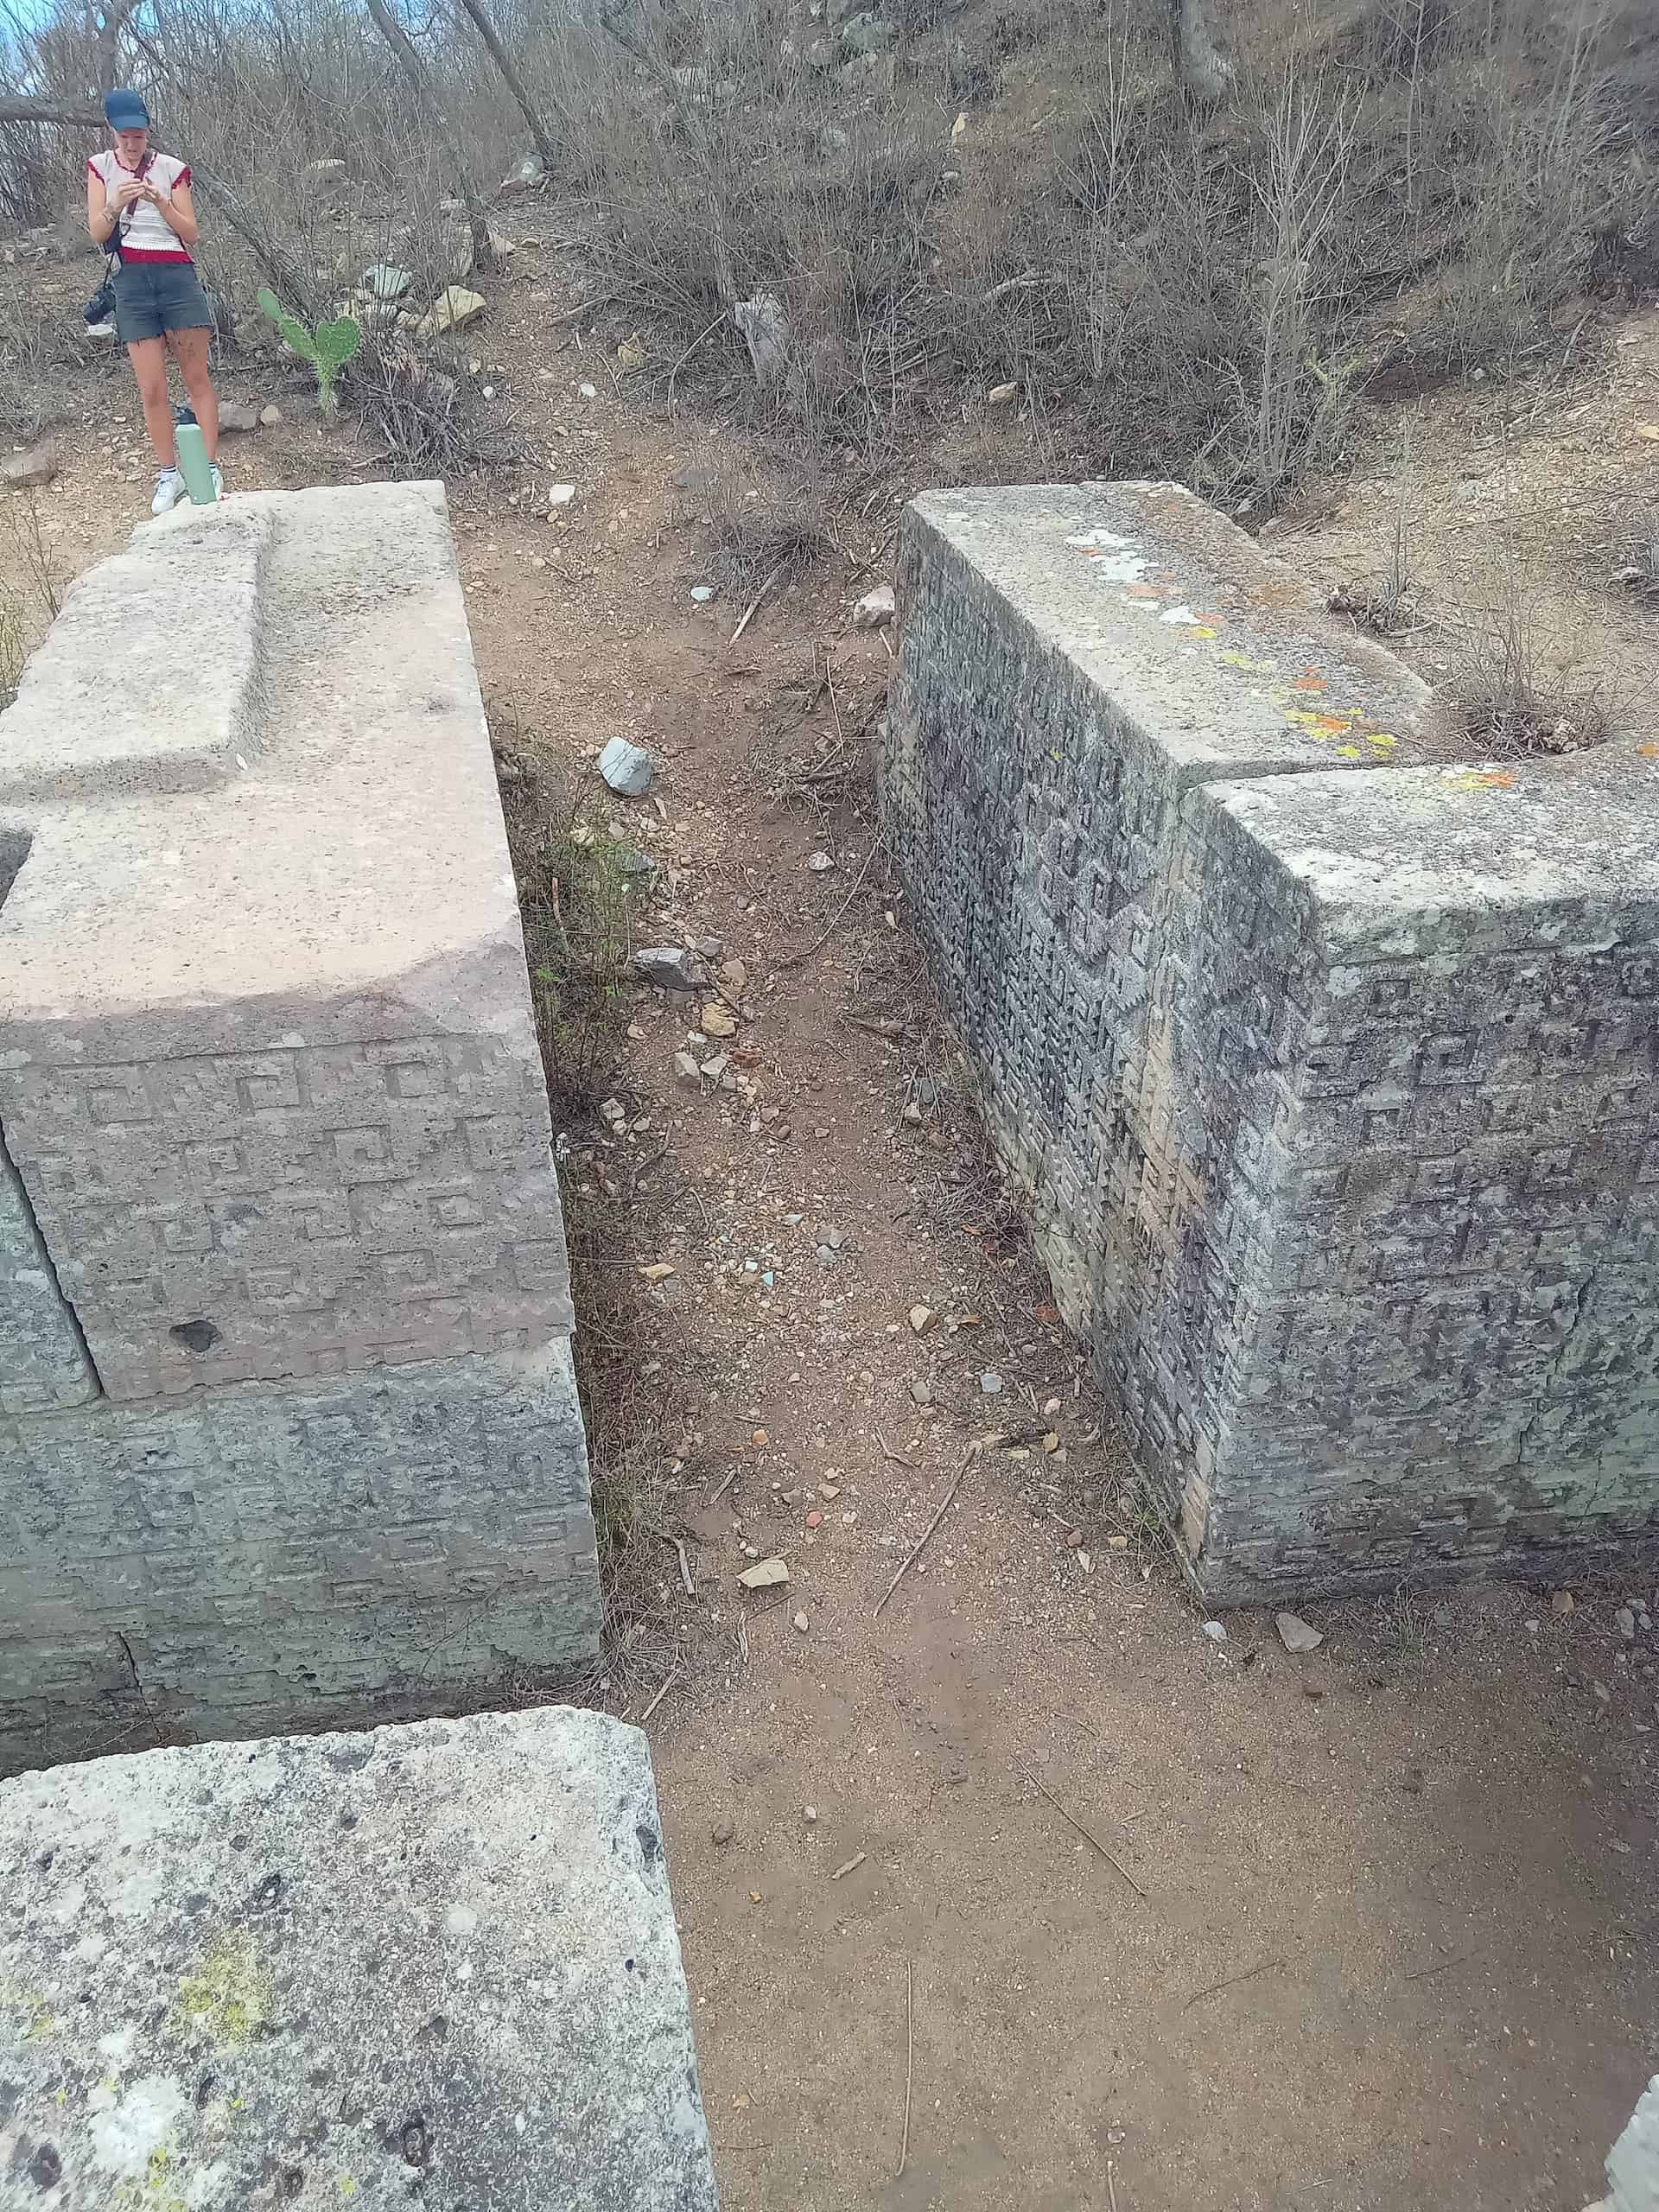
top-left (730, 555), bottom-right (790, 645)
top-left (1181, 1956), bottom-right (1283, 2009)
top-left (641, 1665), bottom-right (679, 1723)
top-left (874, 1440), bottom-right (979, 1618)
top-left (1023, 1767), bottom-right (1147, 1900)
top-left (897, 1958), bottom-right (914, 2179)
top-left (782, 837), bottom-right (886, 969)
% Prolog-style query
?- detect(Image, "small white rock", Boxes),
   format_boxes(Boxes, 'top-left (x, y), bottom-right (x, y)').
top-left (598, 735), bottom-right (652, 796)
top-left (792, 1610), bottom-right (810, 1633)
top-left (853, 583), bottom-right (896, 629)
top-left (980, 1370), bottom-right (1003, 1395)
top-left (1202, 1619), bottom-right (1229, 1643)
top-left (548, 482), bottom-right (576, 506)
top-left (1275, 1611), bottom-right (1325, 1654)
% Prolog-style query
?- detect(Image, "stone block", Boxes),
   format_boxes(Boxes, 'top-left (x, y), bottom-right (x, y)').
top-left (0, 485), bottom-right (573, 1402)
top-left (883, 480), bottom-right (1659, 1595)
top-left (0, 1339), bottom-right (598, 1775)
top-left (1165, 754), bottom-right (1659, 1592)
top-left (0, 1707), bottom-right (718, 2210)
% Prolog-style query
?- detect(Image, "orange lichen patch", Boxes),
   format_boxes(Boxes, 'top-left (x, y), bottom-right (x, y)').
top-left (1285, 709), bottom-right (1358, 740)
top-left (1637, 742), bottom-right (1659, 759)
top-left (1292, 674), bottom-right (1327, 693)
top-left (1122, 582), bottom-right (1163, 598)
top-left (1443, 766), bottom-right (1518, 791)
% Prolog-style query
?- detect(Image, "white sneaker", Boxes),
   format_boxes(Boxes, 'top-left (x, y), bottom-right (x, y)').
top-left (151, 467), bottom-right (184, 516)
top-left (210, 465), bottom-right (223, 501)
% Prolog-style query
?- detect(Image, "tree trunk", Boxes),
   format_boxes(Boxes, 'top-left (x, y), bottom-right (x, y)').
top-left (449, 0), bottom-right (558, 180)
top-left (0, 98), bottom-right (103, 126)
top-left (92, 0), bottom-right (142, 98)
top-left (1168, 0), bottom-right (1234, 105)
top-left (361, 0), bottom-right (493, 271)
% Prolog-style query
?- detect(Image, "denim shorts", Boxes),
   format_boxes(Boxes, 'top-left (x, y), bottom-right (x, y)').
top-left (112, 258), bottom-right (214, 344)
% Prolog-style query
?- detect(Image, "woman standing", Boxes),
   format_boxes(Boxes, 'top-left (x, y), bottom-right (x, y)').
top-left (86, 88), bottom-right (221, 516)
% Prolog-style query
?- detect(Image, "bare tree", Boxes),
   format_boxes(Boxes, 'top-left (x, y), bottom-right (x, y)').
top-left (361, 0), bottom-right (493, 270)
top-left (1169, 0), bottom-right (1234, 104)
top-left (448, 0), bottom-right (557, 180)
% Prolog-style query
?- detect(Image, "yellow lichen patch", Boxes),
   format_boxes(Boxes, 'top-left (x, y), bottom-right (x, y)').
top-left (111, 2150), bottom-right (188, 2212)
top-left (175, 1932), bottom-right (272, 2047)
top-left (1336, 746), bottom-right (1363, 759)
top-left (1366, 734), bottom-right (1398, 750)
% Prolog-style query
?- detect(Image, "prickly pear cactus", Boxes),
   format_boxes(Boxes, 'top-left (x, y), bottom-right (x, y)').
top-left (256, 291), bottom-right (361, 414)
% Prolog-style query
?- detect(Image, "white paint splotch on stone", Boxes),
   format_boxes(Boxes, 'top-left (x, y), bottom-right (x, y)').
top-left (882, 478), bottom-right (1659, 1599)
top-left (1603, 2075), bottom-right (1659, 2211)
top-left (0, 1709), bottom-right (717, 2212)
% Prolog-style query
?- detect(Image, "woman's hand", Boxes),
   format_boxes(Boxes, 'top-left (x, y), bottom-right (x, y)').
top-left (109, 178), bottom-right (148, 211)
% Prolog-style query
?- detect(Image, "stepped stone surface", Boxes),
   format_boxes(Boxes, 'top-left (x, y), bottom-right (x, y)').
top-left (0, 485), bottom-right (571, 1405)
top-left (883, 480), bottom-right (1659, 1596)
top-left (0, 485), bottom-right (597, 1760)
top-left (0, 1708), bottom-right (718, 2211)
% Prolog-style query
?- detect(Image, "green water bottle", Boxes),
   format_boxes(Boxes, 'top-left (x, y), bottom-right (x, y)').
top-left (173, 405), bottom-right (218, 505)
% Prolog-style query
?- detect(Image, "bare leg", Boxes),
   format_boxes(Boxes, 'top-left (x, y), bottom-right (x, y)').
top-left (168, 327), bottom-right (219, 462)
top-left (127, 338), bottom-right (175, 468)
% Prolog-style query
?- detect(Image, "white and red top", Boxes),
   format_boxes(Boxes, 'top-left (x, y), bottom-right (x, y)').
top-left (87, 149), bottom-right (193, 264)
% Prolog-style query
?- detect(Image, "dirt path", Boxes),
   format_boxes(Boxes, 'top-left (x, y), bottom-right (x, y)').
top-left (456, 406), bottom-right (1657, 2210)
top-left (4, 251), bottom-right (1656, 2212)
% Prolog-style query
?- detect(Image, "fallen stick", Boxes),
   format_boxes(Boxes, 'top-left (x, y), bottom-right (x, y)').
top-left (707, 1469), bottom-right (737, 1509)
top-left (1023, 1767), bottom-right (1147, 1901)
top-left (830, 1851), bottom-right (866, 1881)
top-left (730, 555), bottom-right (790, 646)
top-left (873, 1441), bottom-right (979, 1618)
top-left (1107, 2162), bottom-right (1120, 2212)
top-left (875, 1428), bottom-right (918, 1470)
top-left (896, 1957), bottom-right (913, 2179)
top-left (641, 1666), bottom-right (679, 1723)
top-left (1181, 1956), bottom-right (1283, 2009)
top-left (662, 1533), bottom-right (696, 1597)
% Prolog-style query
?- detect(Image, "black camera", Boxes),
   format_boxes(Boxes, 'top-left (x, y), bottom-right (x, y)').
top-left (83, 277), bottom-right (117, 327)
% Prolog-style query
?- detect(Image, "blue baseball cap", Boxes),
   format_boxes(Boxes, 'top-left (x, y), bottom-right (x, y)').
top-left (104, 89), bottom-right (150, 130)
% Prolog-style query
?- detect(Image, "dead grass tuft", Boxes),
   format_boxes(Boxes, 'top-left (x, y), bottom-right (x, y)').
top-left (1446, 607), bottom-right (1611, 756)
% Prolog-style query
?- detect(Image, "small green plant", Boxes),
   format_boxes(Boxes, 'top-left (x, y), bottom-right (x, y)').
top-left (256, 289), bottom-right (361, 413)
